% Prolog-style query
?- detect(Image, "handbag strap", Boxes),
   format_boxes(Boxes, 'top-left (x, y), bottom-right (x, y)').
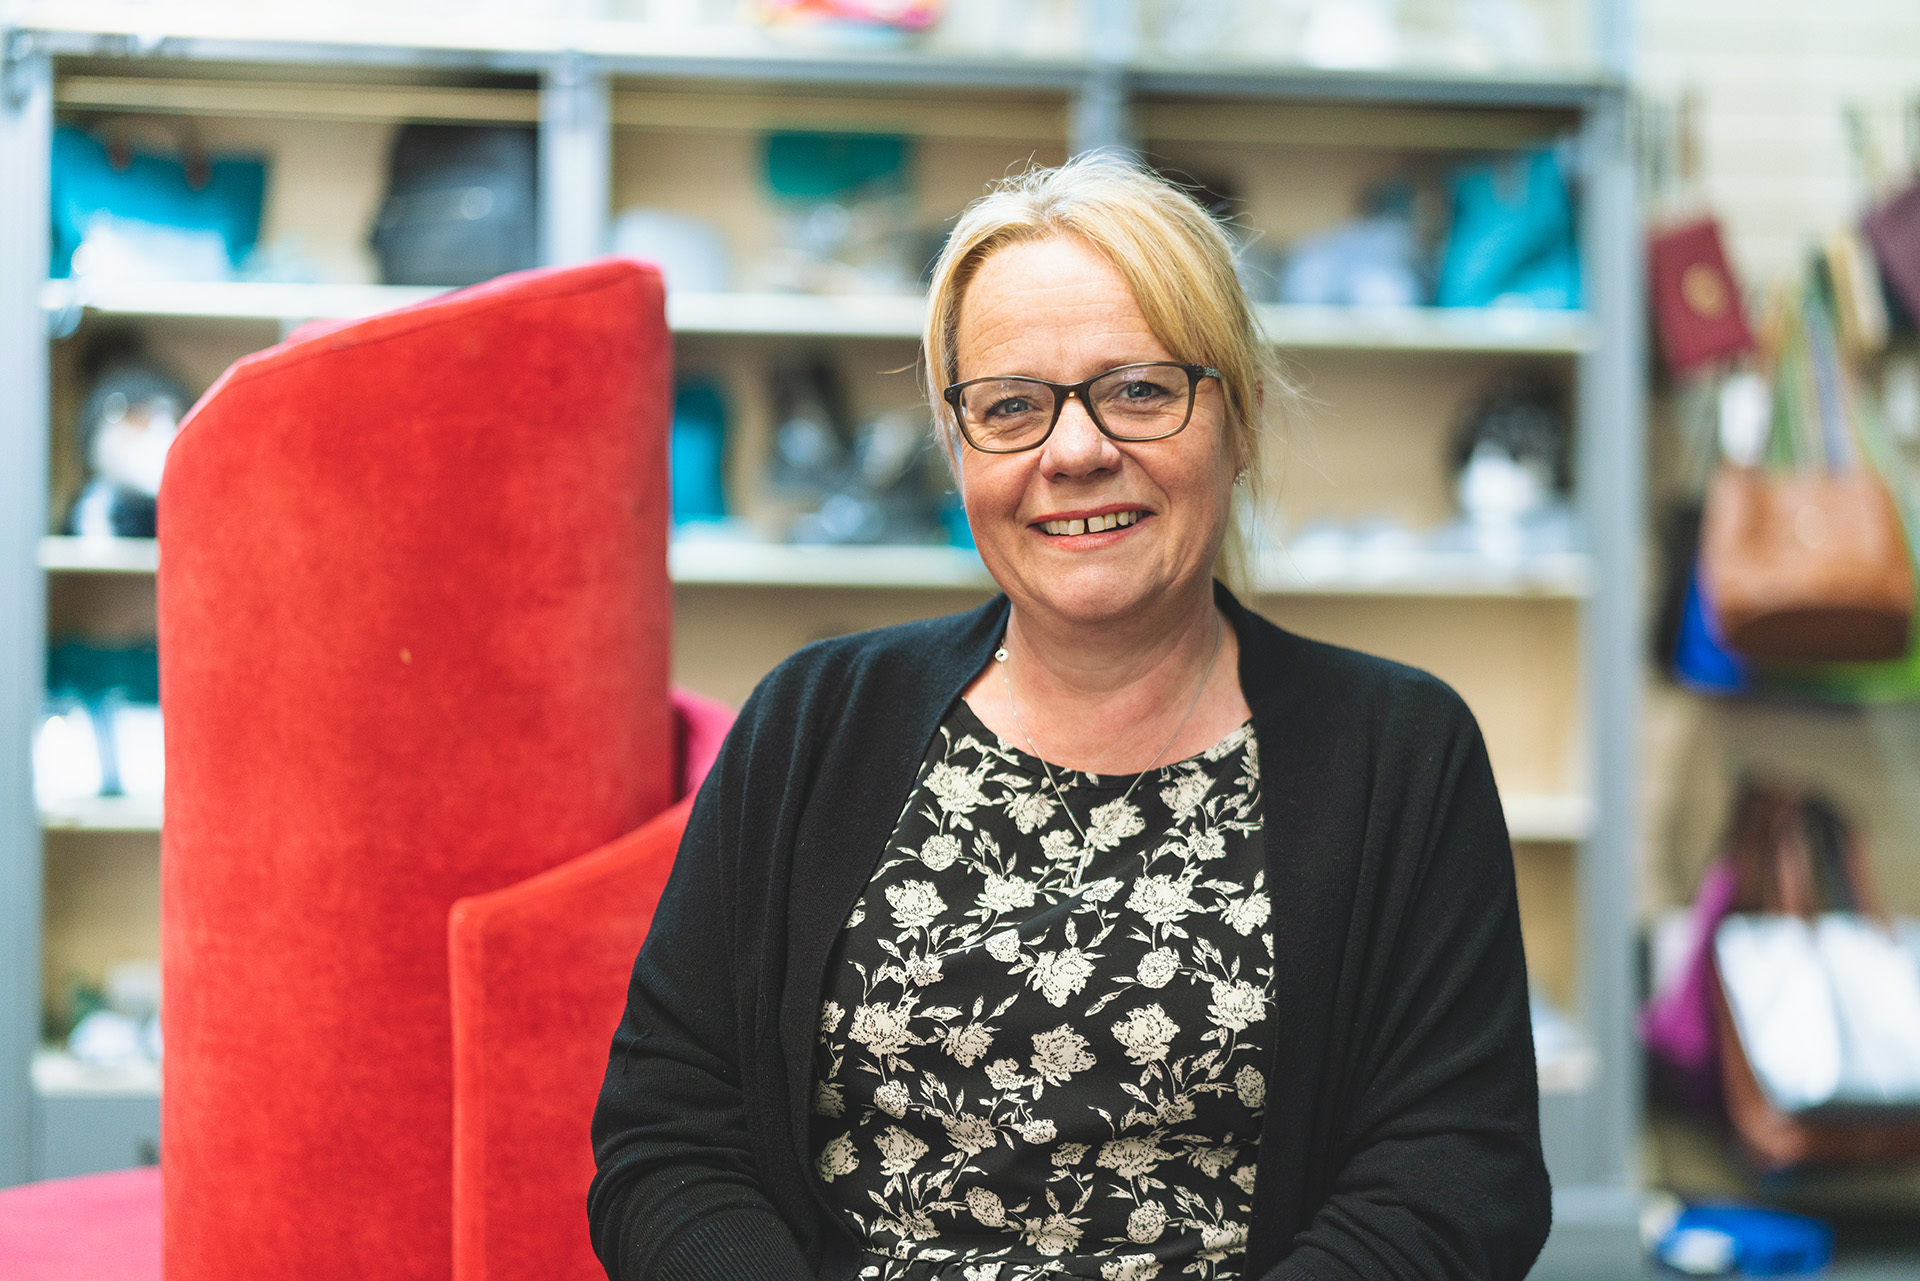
top-left (84, 114), bottom-right (212, 190)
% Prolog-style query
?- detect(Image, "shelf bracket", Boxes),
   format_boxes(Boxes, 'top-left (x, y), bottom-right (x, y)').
top-left (2, 28), bottom-right (44, 113)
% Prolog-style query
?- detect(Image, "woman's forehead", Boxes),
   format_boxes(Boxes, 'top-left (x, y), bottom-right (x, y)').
top-left (957, 239), bottom-right (1168, 376)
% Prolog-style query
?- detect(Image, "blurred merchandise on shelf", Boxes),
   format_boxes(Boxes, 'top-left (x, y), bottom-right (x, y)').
top-left (610, 209), bottom-right (733, 292)
top-left (63, 330), bottom-right (189, 540)
top-left (1142, 0), bottom-right (1581, 70)
top-left (754, 0), bottom-right (944, 46)
top-left (63, 962), bottom-right (164, 1069)
top-left (369, 124), bottom-right (537, 287)
top-left (1648, 217), bottom-right (1753, 376)
top-left (1863, 176), bottom-right (1920, 326)
top-left (671, 378), bottom-right (730, 524)
top-left (1436, 372), bottom-right (1576, 567)
top-left (791, 410), bottom-right (946, 545)
top-left (767, 357), bottom-right (853, 508)
top-left (1641, 1196), bottom-right (1833, 1278)
top-left (763, 357), bottom-right (944, 545)
top-left (1705, 782), bottom-right (1920, 1170)
top-left (760, 131), bottom-right (922, 295)
top-left (1298, 0), bottom-right (1401, 69)
top-left (50, 121), bottom-right (266, 282)
top-left (36, 640), bottom-right (164, 811)
top-left (1885, 352), bottom-right (1920, 442)
top-left (1531, 992), bottom-right (1597, 1093)
top-left (1642, 855), bottom-right (1740, 1114)
top-left (1436, 147), bottom-right (1580, 311)
top-left (1278, 179), bottom-right (1425, 309)
top-left (1822, 228), bottom-right (1890, 358)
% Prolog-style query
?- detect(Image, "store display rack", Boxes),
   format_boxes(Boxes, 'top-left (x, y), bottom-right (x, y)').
top-left (0, 7), bottom-right (1641, 1275)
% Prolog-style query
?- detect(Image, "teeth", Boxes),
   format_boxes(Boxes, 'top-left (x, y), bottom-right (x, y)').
top-left (1041, 511), bottom-right (1144, 536)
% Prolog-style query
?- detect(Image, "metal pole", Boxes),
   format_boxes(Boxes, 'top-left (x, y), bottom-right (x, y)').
top-left (1576, 82), bottom-right (1645, 1194)
top-left (1070, 0), bottom-right (1136, 157)
top-left (0, 33), bottom-right (53, 1188)
top-left (539, 52), bottom-right (610, 267)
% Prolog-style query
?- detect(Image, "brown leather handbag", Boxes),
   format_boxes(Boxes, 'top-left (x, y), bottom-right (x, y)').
top-left (1701, 464), bottom-right (1915, 663)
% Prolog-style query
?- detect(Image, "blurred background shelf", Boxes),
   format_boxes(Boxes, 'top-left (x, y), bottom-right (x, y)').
top-left (38, 536), bottom-right (158, 574)
top-left (43, 535), bottom-right (1590, 599)
top-left (31, 1050), bottom-right (159, 1101)
top-left (42, 280), bottom-right (1591, 352)
top-left (37, 796), bottom-right (162, 834)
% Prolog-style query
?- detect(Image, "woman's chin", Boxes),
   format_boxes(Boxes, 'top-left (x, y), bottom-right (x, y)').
top-left (1000, 558), bottom-right (1205, 628)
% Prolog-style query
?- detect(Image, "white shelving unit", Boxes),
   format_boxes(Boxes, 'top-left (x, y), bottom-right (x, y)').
top-left (0, 10), bottom-right (1643, 1275)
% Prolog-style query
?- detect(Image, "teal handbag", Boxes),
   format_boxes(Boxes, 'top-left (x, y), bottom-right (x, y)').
top-left (50, 124), bottom-right (266, 278)
top-left (1437, 147), bottom-right (1581, 310)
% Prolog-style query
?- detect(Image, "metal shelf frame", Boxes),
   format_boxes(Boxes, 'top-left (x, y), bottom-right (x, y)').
top-left (0, 12), bottom-right (1644, 1272)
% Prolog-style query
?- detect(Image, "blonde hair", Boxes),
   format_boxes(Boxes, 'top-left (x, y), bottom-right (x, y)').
top-left (924, 153), bottom-right (1283, 592)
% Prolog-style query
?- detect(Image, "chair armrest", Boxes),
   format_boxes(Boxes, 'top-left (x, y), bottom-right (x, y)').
top-left (448, 796), bottom-right (693, 1281)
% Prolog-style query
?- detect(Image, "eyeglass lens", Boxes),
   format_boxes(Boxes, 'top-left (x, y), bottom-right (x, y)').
top-left (955, 364), bottom-right (1195, 451)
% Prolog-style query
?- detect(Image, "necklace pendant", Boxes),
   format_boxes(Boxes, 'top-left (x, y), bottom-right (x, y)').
top-left (994, 646), bottom-right (1008, 663)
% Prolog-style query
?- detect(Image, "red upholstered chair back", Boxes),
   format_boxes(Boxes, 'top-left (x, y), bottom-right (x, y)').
top-left (158, 260), bottom-right (676, 1281)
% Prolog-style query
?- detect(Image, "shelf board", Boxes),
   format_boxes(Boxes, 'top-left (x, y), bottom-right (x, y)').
top-left (32, 1050), bottom-right (161, 1100)
top-left (40, 278), bottom-right (444, 324)
top-left (1250, 548), bottom-right (1590, 599)
top-left (38, 534), bottom-right (158, 573)
top-left (670, 540), bottom-right (995, 589)
top-left (42, 280), bottom-right (1591, 352)
top-left (667, 292), bottom-right (927, 339)
top-left (39, 794), bottom-right (162, 833)
top-left (39, 534), bottom-right (1589, 600)
top-left (1254, 303), bottom-right (1590, 353)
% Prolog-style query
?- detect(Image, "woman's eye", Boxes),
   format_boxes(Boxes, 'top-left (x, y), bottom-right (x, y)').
top-left (986, 397), bottom-right (1035, 419)
top-left (1118, 379), bottom-right (1170, 400)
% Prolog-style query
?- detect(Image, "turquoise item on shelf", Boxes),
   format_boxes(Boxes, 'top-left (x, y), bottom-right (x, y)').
top-left (47, 638), bottom-right (161, 704)
top-left (50, 126), bottom-right (267, 279)
top-left (671, 380), bottom-right (729, 524)
top-left (1437, 148), bottom-right (1581, 311)
top-left (763, 131), bottom-right (910, 202)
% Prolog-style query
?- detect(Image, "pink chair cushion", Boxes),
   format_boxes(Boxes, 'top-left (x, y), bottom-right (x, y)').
top-left (0, 1167), bottom-right (161, 1281)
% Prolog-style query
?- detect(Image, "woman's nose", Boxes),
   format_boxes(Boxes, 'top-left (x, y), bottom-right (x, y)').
top-left (1043, 393), bottom-right (1119, 474)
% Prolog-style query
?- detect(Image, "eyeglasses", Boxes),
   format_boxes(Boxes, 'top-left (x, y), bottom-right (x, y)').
top-left (942, 361), bottom-right (1221, 454)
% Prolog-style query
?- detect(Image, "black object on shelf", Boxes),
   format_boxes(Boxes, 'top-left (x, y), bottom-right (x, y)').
top-left (370, 125), bottom-right (537, 287)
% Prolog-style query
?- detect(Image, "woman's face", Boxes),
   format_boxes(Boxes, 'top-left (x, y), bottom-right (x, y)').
top-left (953, 234), bottom-right (1238, 629)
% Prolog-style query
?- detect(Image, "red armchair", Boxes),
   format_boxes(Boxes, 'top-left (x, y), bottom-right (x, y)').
top-left (143, 258), bottom-right (729, 1281)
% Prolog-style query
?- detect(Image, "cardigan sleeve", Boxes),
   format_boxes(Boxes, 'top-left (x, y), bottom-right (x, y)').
top-left (587, 692), bottom-right (815, 1281)
top-left (1264, 681), bottom-right (1552, 1281)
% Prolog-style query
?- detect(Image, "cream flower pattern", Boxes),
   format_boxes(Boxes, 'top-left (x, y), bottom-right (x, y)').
top-left (811, 702), bottom-right (1269, 1281)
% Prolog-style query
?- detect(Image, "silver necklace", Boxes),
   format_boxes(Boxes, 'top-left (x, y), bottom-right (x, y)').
top-left (994, 614), bottom-right (1223, 849)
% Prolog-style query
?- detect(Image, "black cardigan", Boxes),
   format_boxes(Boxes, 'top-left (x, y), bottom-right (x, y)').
top-left (589, 586), bottom-right (1551, 1280)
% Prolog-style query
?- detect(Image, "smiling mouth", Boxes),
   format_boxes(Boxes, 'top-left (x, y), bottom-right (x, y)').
top-left (1037, 510), bottom-right (1147, 536)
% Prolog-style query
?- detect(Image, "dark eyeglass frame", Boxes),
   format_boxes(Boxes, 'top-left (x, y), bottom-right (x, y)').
top-left (942, 361), bottom-right (1223, 454)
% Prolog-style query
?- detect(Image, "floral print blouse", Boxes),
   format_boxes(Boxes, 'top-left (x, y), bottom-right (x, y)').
top-left (810, 698), bottom-right (1273, 1281)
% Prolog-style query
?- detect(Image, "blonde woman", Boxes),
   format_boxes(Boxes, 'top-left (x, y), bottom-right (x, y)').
top-left (591, 156), bottom-right (1549, 1281)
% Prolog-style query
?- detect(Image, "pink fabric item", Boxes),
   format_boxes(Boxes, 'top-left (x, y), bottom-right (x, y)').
top-left (673, 686), bottom-right (735, 799)
top-left (1640, 856), bottom-right (1741, 1112)
top-left (0, 1167), bottom-right (161, 1281)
